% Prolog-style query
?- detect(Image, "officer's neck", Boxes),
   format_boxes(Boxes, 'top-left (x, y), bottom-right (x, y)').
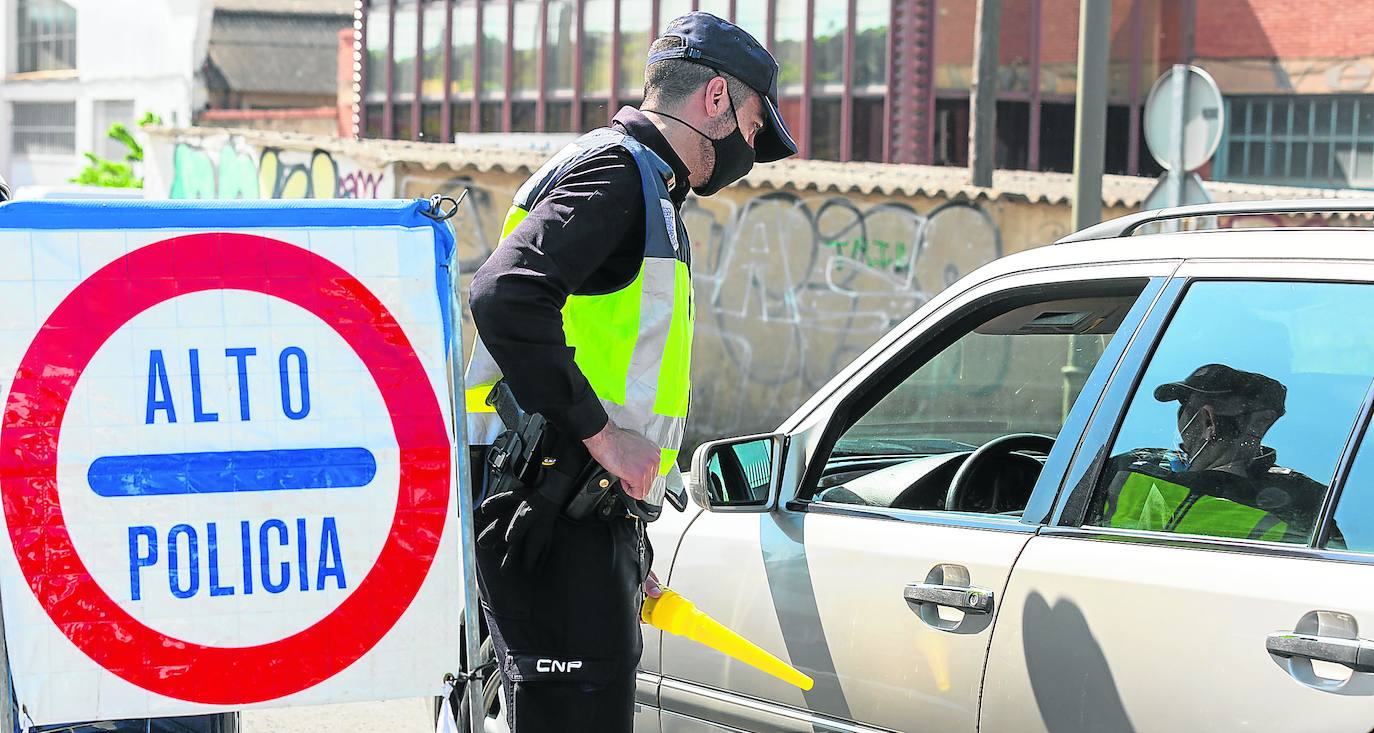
top-left (641, 107), bottom-right (713, 189)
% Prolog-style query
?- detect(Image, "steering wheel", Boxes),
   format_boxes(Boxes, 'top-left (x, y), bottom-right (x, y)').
top-left (944, 433), bottom-right (1056, 512)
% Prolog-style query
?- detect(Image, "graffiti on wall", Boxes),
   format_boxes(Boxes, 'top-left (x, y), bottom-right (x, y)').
top-left (168, 141), bottom-right (389, 200)
top-left (683, 194), bottom-right (1001, 446)
top-left (410, 171), bottom-right (1006, 449)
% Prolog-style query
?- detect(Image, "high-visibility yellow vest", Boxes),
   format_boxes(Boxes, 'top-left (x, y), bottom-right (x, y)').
top-left (1105, 470), bottom-right (1289, 542)
top-left (465, 128), bottom-right (693, 517)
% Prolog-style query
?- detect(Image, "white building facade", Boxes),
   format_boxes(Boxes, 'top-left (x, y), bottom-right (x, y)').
top-left (0, 0), bottom-right (212, 187)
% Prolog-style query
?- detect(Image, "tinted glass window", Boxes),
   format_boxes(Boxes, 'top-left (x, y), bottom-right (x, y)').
top-left (1087, 282), bottom-right (1374, 545)
top-left (1327, 440), bottom-right (1374, 553)
top-left (811, 290), bottom-right (1143, 514)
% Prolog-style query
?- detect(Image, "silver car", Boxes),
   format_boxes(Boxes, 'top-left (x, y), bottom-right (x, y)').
top-left (630, 201), bottom-right (1374, 733)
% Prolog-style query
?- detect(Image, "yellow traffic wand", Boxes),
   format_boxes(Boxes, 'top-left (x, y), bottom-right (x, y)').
top-left (643, 588), bottom-right (814, 691)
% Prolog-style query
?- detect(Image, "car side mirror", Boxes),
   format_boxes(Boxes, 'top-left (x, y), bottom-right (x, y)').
top-left (688, 434), bottom-right (779, 512)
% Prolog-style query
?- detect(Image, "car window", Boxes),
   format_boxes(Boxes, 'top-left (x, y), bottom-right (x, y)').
top-left (1087, 281), bottom-right (1374, 545)
top-left (1324, 433), bottom-right (1374, 553)
top-left (809, 290), bottom-right (1144, 514)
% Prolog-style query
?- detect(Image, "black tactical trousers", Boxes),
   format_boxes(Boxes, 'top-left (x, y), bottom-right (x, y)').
top-left (475, 503), bottom-right (650, 733)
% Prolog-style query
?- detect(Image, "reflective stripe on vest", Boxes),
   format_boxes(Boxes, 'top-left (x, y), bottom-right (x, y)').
top-left (464, 127), bottom-right (693, 508)
top-left (1105, 471), bottom-right (1289, 542)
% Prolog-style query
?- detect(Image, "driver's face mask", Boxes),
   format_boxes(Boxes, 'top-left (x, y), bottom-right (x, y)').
top-left (1173, 404), bottom-right (1247, 471)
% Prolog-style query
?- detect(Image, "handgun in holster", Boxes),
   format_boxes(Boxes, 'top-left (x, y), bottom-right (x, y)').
top-left (484, 381), bottom-right (627, 521)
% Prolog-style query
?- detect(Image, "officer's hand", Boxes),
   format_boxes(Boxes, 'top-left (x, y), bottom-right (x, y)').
top-left (643, 570), bottom-right (662, 599)
top-left (584, 420), bottom-right (660, 501)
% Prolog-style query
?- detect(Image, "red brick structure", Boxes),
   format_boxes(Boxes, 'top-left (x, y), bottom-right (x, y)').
top-left (360, 0), bottom-right (1374, 189)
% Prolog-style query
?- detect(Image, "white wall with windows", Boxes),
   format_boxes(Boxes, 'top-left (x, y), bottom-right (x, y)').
top-left (0, 0), bottom-right (214, 188)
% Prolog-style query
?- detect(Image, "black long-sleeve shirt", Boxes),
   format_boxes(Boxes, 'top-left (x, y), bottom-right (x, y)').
top-left (469, 107), bottom-right (692, 441)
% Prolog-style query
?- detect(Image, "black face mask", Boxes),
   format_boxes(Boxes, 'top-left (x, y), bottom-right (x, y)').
top-left (646, 91), bottom-right (757, 196)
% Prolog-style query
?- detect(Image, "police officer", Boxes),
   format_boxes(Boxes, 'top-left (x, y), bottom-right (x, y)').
top-left (463, 12), bottom-right (796, 733)
top-left (1102, 363), bottom-right (1325, 541)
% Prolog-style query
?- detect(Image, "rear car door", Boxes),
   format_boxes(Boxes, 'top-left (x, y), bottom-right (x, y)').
top-left (981, 262), bottom-right (1374, 732)
top-left (659, 262), bottom-right (1177, 733)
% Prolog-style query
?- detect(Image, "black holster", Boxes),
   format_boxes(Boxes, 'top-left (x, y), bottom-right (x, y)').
top-left (483, 382), bottom-right (627, 521)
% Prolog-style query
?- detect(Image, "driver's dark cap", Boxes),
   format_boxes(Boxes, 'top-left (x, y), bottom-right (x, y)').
top-left (1153, 363), bottom-right (1287, 417)
top-left (647, 11), bottom-right (798, 163)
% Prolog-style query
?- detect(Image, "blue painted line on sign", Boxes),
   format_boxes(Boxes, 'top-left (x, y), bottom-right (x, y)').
top-left (87, 447), bottom-right (377, 497)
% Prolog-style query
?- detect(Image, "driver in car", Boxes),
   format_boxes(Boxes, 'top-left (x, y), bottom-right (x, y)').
top-left (1099, 363), bottom-right (1326, 542)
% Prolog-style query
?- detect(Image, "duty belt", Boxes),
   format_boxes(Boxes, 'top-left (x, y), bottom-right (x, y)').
top-left (484, 381), bottom-right (633, 522)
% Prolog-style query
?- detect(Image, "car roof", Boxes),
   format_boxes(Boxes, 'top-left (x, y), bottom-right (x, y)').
top-left (967, 226), bottom-right (1374, 287)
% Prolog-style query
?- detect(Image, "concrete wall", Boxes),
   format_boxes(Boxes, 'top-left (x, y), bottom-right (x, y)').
top-left (145, 130), bottom-right (392, 200)
top-left (394, 167), bottom-right (1096, 449)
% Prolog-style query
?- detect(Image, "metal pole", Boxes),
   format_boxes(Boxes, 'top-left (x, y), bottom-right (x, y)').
top-left (609, 0), bottom-right (621, 117)
top-left (572, 0), bottom-right (584, 130)
top-left (0, 595), bottom-right (14, 733)
top-left (1028, 0), bottom-right (1042, 170)
top-left (1169, 63), bottom-right (1186, 208)
top-left (472, 0), bottom-right (484, 132)
top-left (968, 0), bottom-right (1001, 187)
top-left (384, 0), bottom-right (397, 138)
top-left (839, 0), bottom-right (855, 162)
top-left (442, 0), bottom-right (454, 141)
top-left (503, 0), bottom-right (515, 132)
top-left (536, 0), bottom-right (549, 132)
top-left (801, 0), bottom-right (815, 159)
top-left (413, 2), bottom-right (424, 141)
top-left (358, 0), bottom-right (370, 138)
top-left (1070, 0), bottom-right (1111, 231)
top-left (442, 196), bottom-right (485, 733)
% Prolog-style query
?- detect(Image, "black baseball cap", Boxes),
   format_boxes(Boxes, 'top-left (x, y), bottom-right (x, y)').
top-left (1153, 364), bottom-right (1287, 416)
top-left (647, 12), bottom-right (798, 163)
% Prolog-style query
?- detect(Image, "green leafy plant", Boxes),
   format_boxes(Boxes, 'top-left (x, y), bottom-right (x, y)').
top-left (69, 112), bottom-right (163, 188)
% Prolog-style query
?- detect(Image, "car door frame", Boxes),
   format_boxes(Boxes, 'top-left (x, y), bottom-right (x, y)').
top-left (656, 259), bottom-right (1183, 733)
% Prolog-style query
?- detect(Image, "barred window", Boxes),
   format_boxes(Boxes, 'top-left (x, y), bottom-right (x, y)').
top-left (16, 0), bottom-right (77, 74)
top-left (1217, 96), bottom-right (1374, 189)
top-left (12, 101), bottom-right (76, 155)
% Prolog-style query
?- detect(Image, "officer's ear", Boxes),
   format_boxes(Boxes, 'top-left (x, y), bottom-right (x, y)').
top-left (702, 76), bottom-right (731, 120)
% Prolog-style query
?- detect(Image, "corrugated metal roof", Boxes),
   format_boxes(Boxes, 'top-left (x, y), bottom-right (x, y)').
top-left (206, 9), bottom-right (350, 97)
top-left (147, 126), bottom-right (1374, 208)
top-left (737, 158), bottom-right (1374, 208)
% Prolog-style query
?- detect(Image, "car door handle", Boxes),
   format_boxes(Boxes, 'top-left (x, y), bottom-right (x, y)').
top-left (903, 583), bottom-right (995, 615)
top-left (1266, 631), bottom-right (1374, 673)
